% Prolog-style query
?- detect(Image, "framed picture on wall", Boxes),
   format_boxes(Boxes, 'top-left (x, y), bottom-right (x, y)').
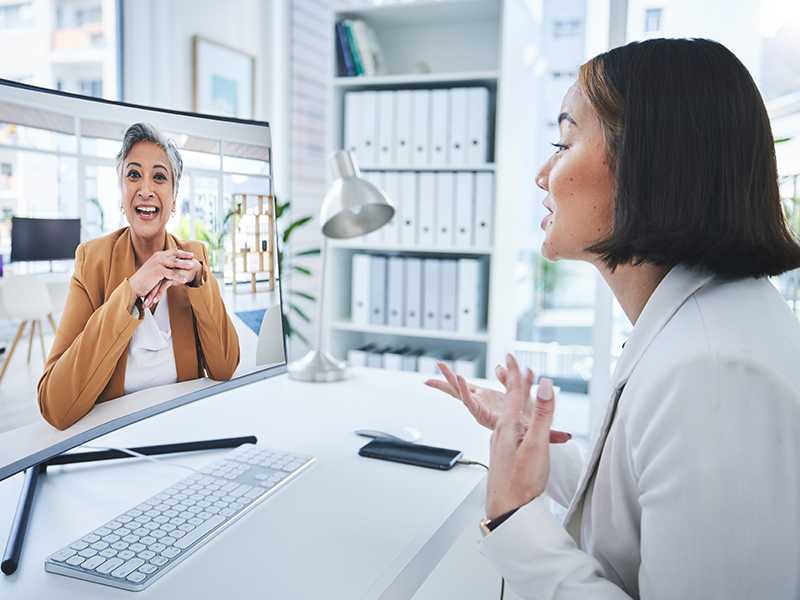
top-left (193, 36), bottom-right (255, 120)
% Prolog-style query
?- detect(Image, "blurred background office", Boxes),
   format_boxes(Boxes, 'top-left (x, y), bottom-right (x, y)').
top-left (0, 0), bottom-right (798, 440)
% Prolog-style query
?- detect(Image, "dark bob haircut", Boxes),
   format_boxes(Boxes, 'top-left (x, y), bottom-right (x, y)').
top-left (580, 38), bottom-right (800, 277)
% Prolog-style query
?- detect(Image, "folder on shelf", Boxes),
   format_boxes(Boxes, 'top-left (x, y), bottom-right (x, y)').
top-left (347, 343), bottom-right (375, 368)
top-left (382, 171), bottom-right (400, 245)
top-left (454, 172), bottom-right (475, 248)
top-left (466, 87), bottom-right (489, 164)
top-left (404, 257), bottom-right (423, 328)
top-left (351, 253), bottom-right (372, 326)
top-left (386, 256), bottom-right (405, 327)
top-left (360, 90), bottom-right (379, 165)
top-left (367, 344), bottom-right (390, 368)
top-left (401, 348), bottom-right (422, 372)
top-left (417, 350), bottom-right (442, 375)
top-left (430, 89), bottom-right (449, 167)
top-left (454, 353), bottom-right (479, 378)
top-left (456, 257), bottom-right (486, 334)
top-left (399, 172), bottom-right (417, 245)
top-left (411, 89), bottom-right (430, 166)
top-left (395, 90), bottom-right (412, 166)
top-left (439, 259), bottom-right (458, 331)
top-left (370, 255), bottom-right (387, 325)
top-left (361, 171), bottom-right (384, 245)
top-left (474, 171), bottom-right (494, 247)
top-left (344, 91), bottom-right (361, 156)
top-left (383, 346), bottom-right (410, 371)
top-left (434, 172), bottom-right (454, 248)
top-left (417, 171), bottom-right (435, 247)
top-left (423, 258), bottom-right (440, 329)
top-left (377, 90), bottom-right (395, 167)
top-left (449, 88), bottom-right (468, 166)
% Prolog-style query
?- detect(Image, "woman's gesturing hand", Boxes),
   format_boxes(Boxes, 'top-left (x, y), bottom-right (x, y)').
top-left (485, 355), bottom-right (556, 520)
top-left (128, 249), bottom-right (198, 312)
top-left (424, 360), bottom-right (570, 444)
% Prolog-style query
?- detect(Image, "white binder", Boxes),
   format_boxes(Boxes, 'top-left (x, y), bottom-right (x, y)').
top-left (401, 348), bottom-right (422, 371)
top-left (351, 253), bottom-right (372, 326)
top-left (360, 90), bottom-right (379, 165)
top-left (344, 91), bottom-right (361, 156)
top-left (474, 171), bottom-right (494, 247)
top-left (386, 256), bottom-right (405, 327)
top-left (381, 171), bottom-right (400, 245)
top-left (456, 258), bottom-right (486, 334)
top-left (417, 350), bottom-right (442, 375)
top-left (404, 257), bottom-right (422, 328)
top-left (449, 88), bottom-right (468, 166)
top-left (411, 89), bottom-right (430, 166)
top-left (466, 87), bottom-right (489, 164)
top-left (347, 343), bottom-right (375, 368)
top-left (369, 255), bottom-right (387, 325)
top-left (395, 90), bottom-right (412, 166)
top-left (367, 345), bottom-right (389, 368)
top-left (376, 90), bottom-right (395, 167)
top-left (382, 346), bottom-right (409, 370)
top-left (399, 172), bottom-right (417, 245)
top-left (454, 172), bottom-right (474, 248)
top-left (430, 89), bottom-right (449, 166)
top-left (434, 172), bottom-right (454, 248)
top-left (454, 353), bottom-right (479, 378)
top-left (417, 171), bottom-right (435, 246)
top-left (361, 171), bottom-right (384, 245)
top-left (439, 259), bottom-right (457, 331)
top-left (423, 258), bottom-right (440, 329)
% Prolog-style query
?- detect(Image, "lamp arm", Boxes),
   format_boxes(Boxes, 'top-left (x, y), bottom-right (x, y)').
top-left (314, 236), bottom-right (328, 354)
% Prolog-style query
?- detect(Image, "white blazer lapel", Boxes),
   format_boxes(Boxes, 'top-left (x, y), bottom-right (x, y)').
top-left (562, 266), bottom-right (717, 544)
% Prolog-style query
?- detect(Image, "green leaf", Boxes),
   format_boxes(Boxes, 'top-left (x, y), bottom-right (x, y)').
top-left (775, 137), bottom-right (792, 144)
top-left (288, 290), bottom-right (316, 302)
top-left (289, 304), bottom-right (312, 323)
top-left (290, 265), bottom-right (312, 276)
top-left (282, 216), bottom-right (314, 242)
top-left (294, 248), bottom-right (321, 257)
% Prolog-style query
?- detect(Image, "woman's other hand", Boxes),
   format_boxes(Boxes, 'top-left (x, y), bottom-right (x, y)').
top-left (128, 249), bottom-right (197, 311)
top-left (485, 355), bottom-right (555, 520)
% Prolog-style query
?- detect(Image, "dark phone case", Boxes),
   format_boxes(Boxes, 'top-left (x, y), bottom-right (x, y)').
top-left (358, 438), bottom-right (462, 470)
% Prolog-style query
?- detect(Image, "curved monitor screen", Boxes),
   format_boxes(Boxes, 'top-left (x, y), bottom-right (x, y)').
top-left (10, 217), bottom-right (82, 262)
top-left (0, 79), bottom-right (287, 482)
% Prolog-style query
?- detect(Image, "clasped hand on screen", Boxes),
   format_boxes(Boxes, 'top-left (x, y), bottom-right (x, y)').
top-left (425, 355), bottom-right (570, 520)
top-left (127, 249), bottom-right (202, 312)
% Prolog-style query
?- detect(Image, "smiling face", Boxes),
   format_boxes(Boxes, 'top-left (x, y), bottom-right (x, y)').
top-left (121, 141), bottom-right (176, 249)
top-left (536, 83), bottom-right (616, 266)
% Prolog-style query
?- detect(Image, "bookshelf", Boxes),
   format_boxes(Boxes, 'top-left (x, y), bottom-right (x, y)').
top-left (231, 193), bottom-right (275, 294)
top-left (325, 0), bottom-right (517, 378)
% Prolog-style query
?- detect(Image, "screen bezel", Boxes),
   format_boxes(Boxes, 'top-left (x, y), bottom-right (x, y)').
top-left (0, 78), bottom-right (288, 483)
top-left (10, 217), bottom-right (82, 262)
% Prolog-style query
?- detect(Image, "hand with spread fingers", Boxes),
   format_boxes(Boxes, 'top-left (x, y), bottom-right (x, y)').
top-left (127, 248), bottom-right (201, 311)
top-left (485, 354), bottom-right (555, 520)
top-left (424, 359), bottom-right (570, 445)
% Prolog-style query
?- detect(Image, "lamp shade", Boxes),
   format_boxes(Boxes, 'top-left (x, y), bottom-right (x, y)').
top-left (320, 151), bottom-right (394, 239)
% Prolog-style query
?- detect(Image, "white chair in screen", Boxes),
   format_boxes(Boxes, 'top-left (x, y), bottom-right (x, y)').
top-left (255, 304), bottom-right (286, 366)
top-left (0, 275), bottom-right (57, 385)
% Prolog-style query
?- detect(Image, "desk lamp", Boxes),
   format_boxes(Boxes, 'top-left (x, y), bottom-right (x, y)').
top-left (288, 150), bottom-right (394, 381)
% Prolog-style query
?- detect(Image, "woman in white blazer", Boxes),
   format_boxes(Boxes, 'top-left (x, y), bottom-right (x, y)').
top-left (427, 38), bottom-right (800, 598)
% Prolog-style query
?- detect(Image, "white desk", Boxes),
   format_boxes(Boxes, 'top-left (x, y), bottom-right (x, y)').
top-left (0, 368), bottom-right (490, 599)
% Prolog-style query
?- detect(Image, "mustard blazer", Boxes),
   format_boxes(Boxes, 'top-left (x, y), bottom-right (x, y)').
top-left (38, 228), bottom-right (240, 430)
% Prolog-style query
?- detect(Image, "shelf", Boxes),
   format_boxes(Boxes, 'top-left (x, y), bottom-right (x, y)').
top-left (329, 243), bottom-right (493, 256)
top-left (336, 0), bottom-right (501, 29)
top-left (333, 71), bottom-right (499, 90)
top-left (331, 320), bottom-right (489, 343)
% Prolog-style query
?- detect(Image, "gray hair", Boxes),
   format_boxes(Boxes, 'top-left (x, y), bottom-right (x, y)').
top-left (115, 122), bottom-right (183, 198)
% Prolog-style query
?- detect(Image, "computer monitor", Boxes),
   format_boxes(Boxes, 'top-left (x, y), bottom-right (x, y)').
top-left (10, 217), bottom-right (81, 262)
top-left (0, 78), bottom-right (287, 482)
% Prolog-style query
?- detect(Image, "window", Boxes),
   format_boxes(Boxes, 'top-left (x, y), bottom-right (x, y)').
top-left (553, 20), bottom-right (582, 38)
top-left (645, 8), bottom-right (662, 33)
top-left (75, 7), bottom-right (101, 27)
top-left (0, 3), bottom-right (35, 31)
top-left (80, 80), bottom-right (103, 98)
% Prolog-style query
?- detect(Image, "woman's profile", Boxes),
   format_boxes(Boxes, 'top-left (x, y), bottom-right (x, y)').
top-left (427, 38), bottom-right (800, 598)
top-left (38, 123), bottom-right (239, 430)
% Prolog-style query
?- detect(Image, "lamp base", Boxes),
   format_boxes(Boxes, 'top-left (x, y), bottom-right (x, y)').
top-left (287, 349), bottom-right (351, 382)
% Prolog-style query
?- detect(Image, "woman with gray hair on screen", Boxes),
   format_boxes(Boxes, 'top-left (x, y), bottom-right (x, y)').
top-left (38, 122), bottom-right (239, 430)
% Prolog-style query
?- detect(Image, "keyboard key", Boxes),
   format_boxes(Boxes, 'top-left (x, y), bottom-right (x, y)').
top-left (66, 555), bottom-right (85, 566)
top-left (127, 572), bottom-right (147, 583)
top-left (96, 557), bottom-right (124, 574)
top-left (83, 555), bottom-right (107, 571)
top-left (111, 558), bottom-right (144, 579)
top-left (174, 515), bottom-right (225, 549)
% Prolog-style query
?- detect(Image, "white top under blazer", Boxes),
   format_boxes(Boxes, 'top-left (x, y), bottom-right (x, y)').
top-left (481, 265), bottom-right (800, 599)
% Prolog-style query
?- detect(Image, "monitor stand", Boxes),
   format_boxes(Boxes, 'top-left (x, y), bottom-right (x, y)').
top-left (1, 435), bottom-right (257, 576)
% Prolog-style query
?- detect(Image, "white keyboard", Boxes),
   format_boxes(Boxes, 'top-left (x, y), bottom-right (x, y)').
top-left (44, 443), bottom-right (315, 591)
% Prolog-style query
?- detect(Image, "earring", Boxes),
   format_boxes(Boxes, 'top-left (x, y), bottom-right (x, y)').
top-left (120, 205), bottom-right (125, 214)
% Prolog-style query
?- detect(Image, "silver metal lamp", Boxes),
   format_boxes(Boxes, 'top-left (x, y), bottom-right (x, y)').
top-left (288, 150), bottom-right (395, 381)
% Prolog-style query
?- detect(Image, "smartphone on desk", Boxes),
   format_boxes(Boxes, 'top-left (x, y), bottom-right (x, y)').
top-left (358, 438), bottom-right (462, 470)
